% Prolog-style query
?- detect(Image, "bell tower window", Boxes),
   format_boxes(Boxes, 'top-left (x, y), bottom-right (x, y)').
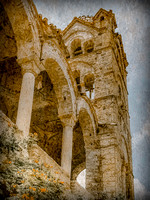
top-left (100, 15), bottom-right (106, 28)
top-left (71, 39), bottom-right (82, 57)
top-left (84, 74), bottom-right (95, 99)
top-left (84, 40), bottom-right (94, 53)
top-left (100, 16), bottom-right (104, 21)
top-left (73, 70), bottom-right (81, 93)
top-left (75, 76), bottom-right (81, 92)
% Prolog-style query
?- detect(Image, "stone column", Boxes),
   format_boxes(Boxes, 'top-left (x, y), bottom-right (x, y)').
top-left (60, 116), bottom-right (75, 177)
top-left (16, 60), bottom-right (39, 137)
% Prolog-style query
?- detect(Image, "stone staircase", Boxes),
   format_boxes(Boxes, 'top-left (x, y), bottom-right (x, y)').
top-left (28, 143), bottom-right (70, 188)
top-left (28, 144), bottom-right (94, 199)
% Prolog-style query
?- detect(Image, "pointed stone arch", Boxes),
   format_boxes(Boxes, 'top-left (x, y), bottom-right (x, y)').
top-left (41, 41), bottom-right (77, 118)
top-left (71, 38), bottom-right (82, 56)
top-left (71, 97), bottom-right (98, 193)
top-left (77, 96), bottom-right (97, 140)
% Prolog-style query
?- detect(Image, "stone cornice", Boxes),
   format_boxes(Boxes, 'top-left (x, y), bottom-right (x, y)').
top-left (62, 17), bottom-right (98, 36)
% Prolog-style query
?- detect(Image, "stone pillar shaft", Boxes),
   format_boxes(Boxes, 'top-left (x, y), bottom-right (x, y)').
top-left (16, 72), bottom-right (35, 136)
top-left (61, 125), bottom-right (73, 177)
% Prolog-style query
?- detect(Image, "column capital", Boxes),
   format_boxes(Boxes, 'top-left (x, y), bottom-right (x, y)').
top-left (59, 114), bottom-right (76, 127)
top-left (17, 55), bottom-right (41, 77)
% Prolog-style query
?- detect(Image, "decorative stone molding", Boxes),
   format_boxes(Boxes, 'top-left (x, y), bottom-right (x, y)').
top-left (17, 55), bottom-right (41, 77)
top-left (59, 114), bottom-right (77, 128)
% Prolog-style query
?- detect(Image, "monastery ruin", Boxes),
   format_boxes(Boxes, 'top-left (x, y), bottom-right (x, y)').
top-left (0, 0), bottom-right (134, 199)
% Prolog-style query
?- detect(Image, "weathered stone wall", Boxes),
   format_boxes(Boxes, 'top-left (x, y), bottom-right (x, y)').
top-left (63, 8), bottom-right (134, 199)
top-left (0, 1), bottom-right (134, 199)
top-left (0, 2), bottom-right (17, 62)
top-left (0, 57), bottom-right (22, 123)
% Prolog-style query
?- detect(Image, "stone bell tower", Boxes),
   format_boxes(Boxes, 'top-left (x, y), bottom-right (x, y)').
top-left (62, 8), bottom-right (134, 199)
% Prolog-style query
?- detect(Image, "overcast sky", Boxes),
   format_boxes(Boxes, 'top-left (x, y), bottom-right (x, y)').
top-left (33, 0), bottom-right (150, 198)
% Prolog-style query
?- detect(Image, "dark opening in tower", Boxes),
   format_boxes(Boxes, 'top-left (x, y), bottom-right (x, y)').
top-left (71, 39), bottom-right (82, 56)
top-left (84, 74), bottom-right (95, 99)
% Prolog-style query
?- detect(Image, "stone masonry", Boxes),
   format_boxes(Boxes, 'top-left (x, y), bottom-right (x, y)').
top-left (0, 0), bottom-right (134, 199)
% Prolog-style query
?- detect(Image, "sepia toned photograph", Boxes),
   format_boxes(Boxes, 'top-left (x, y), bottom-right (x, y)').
top-left (0, 0), bottom-right (150, 199)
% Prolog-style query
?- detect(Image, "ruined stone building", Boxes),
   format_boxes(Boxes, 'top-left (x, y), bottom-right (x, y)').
top-left (0, 0), bottom-right (134, 199)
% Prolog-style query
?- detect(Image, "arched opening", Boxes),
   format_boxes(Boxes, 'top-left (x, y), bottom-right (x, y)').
top-left (0, 2), bottom-right (22, 123)
top-left (72, 120), bottom-right (86, 173)
top-left (100, 15), bottom-right (106, 27)
top-left (71, 39), bottom-right (82, 57)
top-left (77, 100), bottom-right (97, 194)
top-left (84, 40), bottom-right (94, 53)
top-left (29, 43), bottom-right (77, 167)
top-left (41, 42), bottom-right (76, 118)
top-left (73, 70), bottom-right (81, 93)
top-left (30, 70), bottom-right (63, 165)
top-left (71, 161), bottom-right (86, 192)
top-left (71, 120), bottom-right (86, 192)
top-left (44, 58), bottom-right (75, 116)
top-left (70, 61), bottom-right (94, 96)
top-left (71, 98), bottom-right (97, 193)
top-left (77, 169), bottom-right (86, 188)
top-left (84, 74), bottom-right (95, 99)
top-left (100, 16), bottom-right (105, 21)
top-left (77, 97), bottom-right (97, 138)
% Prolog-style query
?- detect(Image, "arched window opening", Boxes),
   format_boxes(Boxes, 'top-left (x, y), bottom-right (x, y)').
top-left (77, 169), bottom-right (86, 188)
top-left (100, 15), bottom-right (106, 28)
top-left (71, 39), bottom-right (82, 56)
top-left (84, 74), bottom-right (95, 99)
top-left (73, 70), bottom-right (81, 93)
top-left (75, 77), bottom-right (81, 92)
top-left (84, 40), bottom-right (94, 53)
top-left (30, 70), bottom-right (63, 166)
top-left (100, 16), bottom-right (104, 21)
